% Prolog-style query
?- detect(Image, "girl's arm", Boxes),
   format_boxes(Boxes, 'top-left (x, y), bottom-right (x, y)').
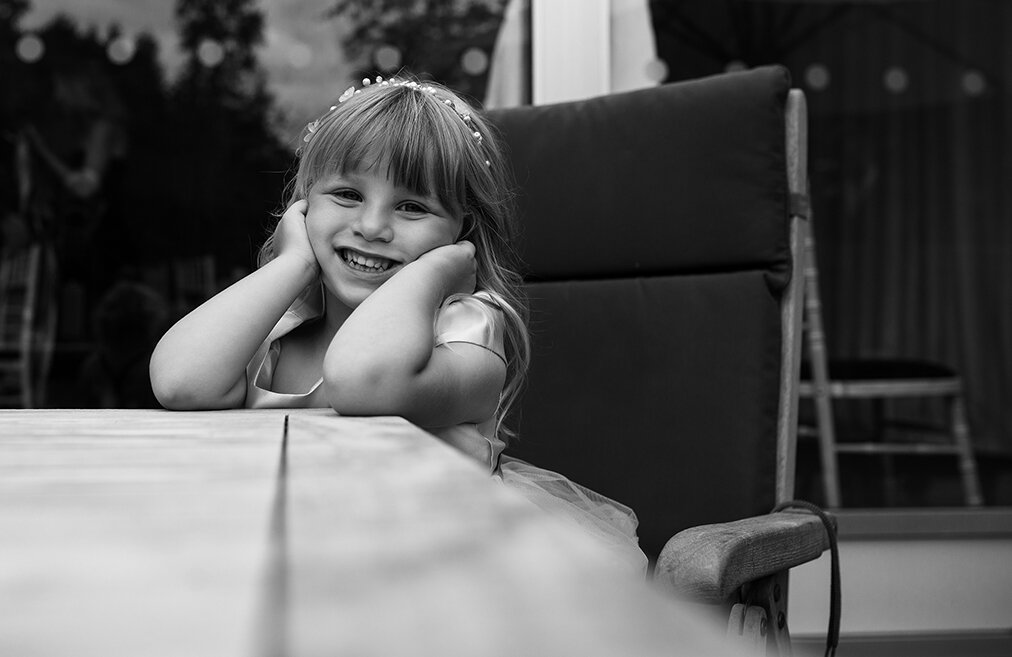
top-left (150, 201), bottom-right (318, 410)
top-left (323, 241), bottom-right (506, 427)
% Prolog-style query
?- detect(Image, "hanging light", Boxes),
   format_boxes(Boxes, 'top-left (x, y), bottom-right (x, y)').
top-left (15, 34), bottom-right (44, 63)
top-left (107, 36), bottom-right (136, 65)
top-left (804, 63), bottom-right (831, 91)
top-left (961, 70), bottom-right (986, 97)
top-left (373, 44), bottom-right (401, 71)
top-left (197, 39), bottom-right (225, 67)
top-left (460, 47), bottom-right (489, 76)
top-left (883, 66), bottom-right (909, 94)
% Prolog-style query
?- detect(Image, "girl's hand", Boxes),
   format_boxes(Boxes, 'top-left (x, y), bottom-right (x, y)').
top-left (274, 200), bottom-right (319, 273)
top-left (414, 241), bottom-right (477, 298)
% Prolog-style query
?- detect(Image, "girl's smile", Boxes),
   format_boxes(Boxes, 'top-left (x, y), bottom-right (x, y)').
top-left (306, 167), bottom-right (462, 309)
top-left (339, 247), bottom-right (399, 274)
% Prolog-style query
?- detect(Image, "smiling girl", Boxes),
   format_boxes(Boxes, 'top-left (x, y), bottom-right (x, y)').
top-left (150, 76), bottom-right (646, 575)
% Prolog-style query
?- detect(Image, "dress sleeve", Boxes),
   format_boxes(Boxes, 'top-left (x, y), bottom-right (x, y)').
top-left (433, 292), bottom-right (507, 366)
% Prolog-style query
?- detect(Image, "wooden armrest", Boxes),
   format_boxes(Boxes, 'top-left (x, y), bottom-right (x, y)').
top-left (653, 510), bottom-right (833, 604)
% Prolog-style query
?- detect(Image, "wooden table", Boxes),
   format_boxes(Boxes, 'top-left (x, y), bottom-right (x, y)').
top-left (0, 409), bottom-right (737, 656)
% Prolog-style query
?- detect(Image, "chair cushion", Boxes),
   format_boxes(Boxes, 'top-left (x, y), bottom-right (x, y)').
top-left (489, 67), bottom-right (794, 559)
top-left (511, 272), bottom-right (782, 558)
top-left (801, 358), bottom-right (958, 382)
top-left (487, 66), bottom-right (792, 288)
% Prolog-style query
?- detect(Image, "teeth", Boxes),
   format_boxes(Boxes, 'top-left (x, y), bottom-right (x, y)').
top-left (342, 249), bottom-right (393, 272)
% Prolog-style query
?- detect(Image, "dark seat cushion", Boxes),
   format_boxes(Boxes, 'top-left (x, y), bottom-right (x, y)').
top-left (487, 66), bottom-right (792, 288)
top-left (487, 67), bottom-right (793, 559)
top-left (801, 358), bottom-right (958, 382)
top-left (514, 272), bottom-right (782, 558)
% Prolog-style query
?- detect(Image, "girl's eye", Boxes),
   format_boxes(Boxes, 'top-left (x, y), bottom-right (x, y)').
top-left (399, 201), bottom-right (429, 215)
top-left (333, 189), bottom-right (361, 202)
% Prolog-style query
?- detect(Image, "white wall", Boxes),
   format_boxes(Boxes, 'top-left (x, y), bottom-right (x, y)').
top-left (530, 0), bottom-right (658, 105)
top-left (789, 512), bottom-right (1012, 639)
top-left (531, 0), bottom-right (611, 104)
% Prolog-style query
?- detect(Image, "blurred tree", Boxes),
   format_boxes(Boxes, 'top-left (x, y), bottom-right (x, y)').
top-left (176, 0), bottom-right (268, 105)
top-left (328, 0), bottom-right (508, 103)
top-left (106, 28), bottom-right (174, 266)
top-left (0, 0), bottom-right (32, 221)
top-left (0, 0), bottom-right (28, 27)
top-left (0, 0), bottom-right (30, 75)
top-left (169, 0), bottom-right (290, 270)
top-left (0, 0), bottom-right (29, 61)
top-left (1, 0), bottom-right (289, 274)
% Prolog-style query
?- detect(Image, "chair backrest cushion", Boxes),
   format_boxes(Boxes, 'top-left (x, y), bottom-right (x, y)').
top-left (487, 66), bottom-right (793, 558)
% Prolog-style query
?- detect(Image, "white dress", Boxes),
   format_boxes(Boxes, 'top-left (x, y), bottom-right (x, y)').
top-left (245, 288), bottom-right (648, 576)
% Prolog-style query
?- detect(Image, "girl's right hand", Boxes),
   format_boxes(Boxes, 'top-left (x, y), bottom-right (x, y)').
top-left (275, 200), bottom-right (319, 273)
top-left (414, 240), bottom-right (477, 299)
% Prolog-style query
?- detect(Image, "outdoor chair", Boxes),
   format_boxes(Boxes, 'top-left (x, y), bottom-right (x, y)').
top-left (0, 244), bottom-right (56, 408)
top-left (799, 221), bottom-right (984, 508)
top-left (488, 65), bottom-right (837, 654)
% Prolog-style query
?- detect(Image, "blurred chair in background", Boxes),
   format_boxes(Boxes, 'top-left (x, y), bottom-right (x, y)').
top-left (0, 244), bottom-right (57, 408)
top-left (799, 226), bottom-right (984, 508)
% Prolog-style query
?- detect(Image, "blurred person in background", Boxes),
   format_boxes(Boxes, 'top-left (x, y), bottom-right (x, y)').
top-left (17, 29), bottom-right (130, 339)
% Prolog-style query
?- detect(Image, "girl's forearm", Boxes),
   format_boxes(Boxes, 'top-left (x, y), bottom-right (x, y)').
top-left (150, 255), bottom-right (317, 409)
top-left (324, 262), bottom-right (444, 410)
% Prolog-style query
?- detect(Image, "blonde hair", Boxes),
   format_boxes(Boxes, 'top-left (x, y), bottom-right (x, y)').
top-left (260, 76), bottom-right (530, 443)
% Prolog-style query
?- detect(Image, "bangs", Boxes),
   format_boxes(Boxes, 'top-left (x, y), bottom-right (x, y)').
top-left (300, 88), bottom-right (468, 214)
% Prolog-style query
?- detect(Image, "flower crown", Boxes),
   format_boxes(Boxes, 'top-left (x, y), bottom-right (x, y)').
top-left (303, 76), bottom-right (488, 167)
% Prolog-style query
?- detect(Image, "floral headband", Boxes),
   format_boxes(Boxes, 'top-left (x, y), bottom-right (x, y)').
top-left (303, 76), bottom-right (487, 167)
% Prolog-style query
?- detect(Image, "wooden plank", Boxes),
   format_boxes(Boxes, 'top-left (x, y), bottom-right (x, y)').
top-left (1, 409), bottom-right (743, 656)
top-left (281, 411), bottom-right (737, 657)
top-left (0, 409), bottom-right (286, 657)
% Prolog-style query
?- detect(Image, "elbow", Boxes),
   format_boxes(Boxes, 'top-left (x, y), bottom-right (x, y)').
top-left (150, 375), bottom-right (189, 410)
top-left (324, 358), bottom-right (412, 418)
top-left (149, 347), bottom-right (193, 409)
top-left (149, 364), bottom-right (198, 410)
top-left (149, 355), bottom-right (242, 410)
top-left (325, 366), bottom-right (387, 417)
top-left (149, 345), bottom-right (192, 409)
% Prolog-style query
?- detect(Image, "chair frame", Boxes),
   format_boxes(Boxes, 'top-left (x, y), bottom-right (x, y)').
top-left (0, 244), bottom-right (56, 408)
top-left (654, 89), bottom-right (832, 655)
top-left (797, 178), bottom-right (984, 510)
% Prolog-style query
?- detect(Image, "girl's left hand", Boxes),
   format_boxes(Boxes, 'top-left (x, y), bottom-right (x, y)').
top-left (275, 200), bottom-right (319, 274)
top-left (415, 241), bottom-right (477, 298)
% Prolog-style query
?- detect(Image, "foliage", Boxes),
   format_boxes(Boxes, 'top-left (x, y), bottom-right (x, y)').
top-left (0, 0), bottom-right (290, 270)
top-left (167, 0), bottom-right (290, 267)
top-left (175, 0), bottom-right (265, 103)
top-left (328, 0), bottom-right (508, 103)
top-left (0, 0), bottom-right (28, 37)
top-left (0, 0), bottom-right (35, 126)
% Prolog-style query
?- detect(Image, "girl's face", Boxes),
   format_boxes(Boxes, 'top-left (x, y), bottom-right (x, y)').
top-left (305, 166), bottom-right (462, 309)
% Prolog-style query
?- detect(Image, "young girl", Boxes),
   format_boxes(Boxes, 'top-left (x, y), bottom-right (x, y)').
top-left (149, 75), bottom-right (645, 575)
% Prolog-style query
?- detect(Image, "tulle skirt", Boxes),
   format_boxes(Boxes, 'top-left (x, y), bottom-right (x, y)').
top-left (497, 456), bottom-right (648, 577)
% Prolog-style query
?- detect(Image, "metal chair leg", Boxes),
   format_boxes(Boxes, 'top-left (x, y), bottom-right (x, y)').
top-left (950, 395), bottom-right (983, 506)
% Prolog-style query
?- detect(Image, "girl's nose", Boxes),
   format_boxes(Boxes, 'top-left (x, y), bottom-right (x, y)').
top-left (354, 205), bottom-right (393, 242)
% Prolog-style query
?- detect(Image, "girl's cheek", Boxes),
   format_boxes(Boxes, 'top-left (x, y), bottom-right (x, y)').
top-left (304, 206), bottom-right (325, 237)
top-left (304, 215), bottom-right (326, 252)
